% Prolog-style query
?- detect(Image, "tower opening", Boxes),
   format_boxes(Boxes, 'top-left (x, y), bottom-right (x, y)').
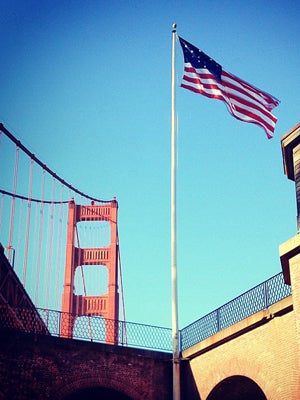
top-left (74, 264), bottom-right (108, 296)
top-left (76, 220), bottom-right (111, 248)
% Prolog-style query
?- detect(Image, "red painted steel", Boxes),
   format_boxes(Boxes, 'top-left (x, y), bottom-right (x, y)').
top-left (60, 198), bottom-right (119, 344)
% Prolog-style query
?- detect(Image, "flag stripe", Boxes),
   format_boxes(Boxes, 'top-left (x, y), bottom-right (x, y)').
top-left (182, 78), bottom-right (276, 138)
top-left (222, 72), bottom-right (278, 112)
top-left (182, 66), bottom-right (277, 138)
top-left (222, 71), bottom-right (278, 110)
top-left (182, 68), bottom-right (277, 123)
top-left (179, 37), bottom-right (279, 138)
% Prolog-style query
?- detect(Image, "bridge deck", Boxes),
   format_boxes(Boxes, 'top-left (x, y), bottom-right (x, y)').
top-left (0, 243), bottom-right (48, 334)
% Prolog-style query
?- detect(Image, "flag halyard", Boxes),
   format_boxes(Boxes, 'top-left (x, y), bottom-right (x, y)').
top-left (179, 36), bottom-right (280, 139)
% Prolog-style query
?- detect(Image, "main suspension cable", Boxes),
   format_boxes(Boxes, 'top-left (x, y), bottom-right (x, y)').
top-left (117, 228), bottom-right (127, 344)
top-left (0, 123), bottom-right (113, 203)
top-left (0, 189), bottom-right (70, 204)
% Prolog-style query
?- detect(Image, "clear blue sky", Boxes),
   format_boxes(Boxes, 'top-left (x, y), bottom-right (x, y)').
top-left (0, 0), bottom-right (299, 328)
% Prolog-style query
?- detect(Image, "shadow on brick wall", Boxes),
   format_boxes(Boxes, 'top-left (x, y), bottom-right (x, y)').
top-left (181, 359), bottom-right (201, 400)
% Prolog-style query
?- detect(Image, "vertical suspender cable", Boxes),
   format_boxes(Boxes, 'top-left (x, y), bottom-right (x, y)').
top-left (22, 157), bottom-right (34, 286)
top-left (45, 178), bottom-right (55, 308)
top-left (0, 122), bottom-right (4, 236)
top-left (76, 226), bottom-right (88, 296)
top-left (35, 169), bottom-right (45, 306)
top-left (8, 146), bottom-right (19, 263)
top-left (0, 194), bottom-right (4, 238)
top-left (32, 197), bottom-right (40, 298)
top-left (16, 199), bottom-right (24, 276)
top-left (54, 184), bottom-right (64, 310)
top-left (117, 228), bottom-right (127, 345)
top-left (76, 224), bottom-right (93, 341)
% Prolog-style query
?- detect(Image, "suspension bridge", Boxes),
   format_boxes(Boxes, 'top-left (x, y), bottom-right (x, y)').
top-left (0, 122), bottom-right (126, 342)
top-left (1, 122), bottom-right (300, 399)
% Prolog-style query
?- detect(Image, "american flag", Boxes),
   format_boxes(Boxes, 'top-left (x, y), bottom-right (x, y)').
top-left (178, 36), bottom-right (280, 139)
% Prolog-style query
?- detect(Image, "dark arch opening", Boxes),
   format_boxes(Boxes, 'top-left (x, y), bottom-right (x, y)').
top-left (207, 375), bottom-right (267, 400)
top-left (63, 386), bottom-right (133, 400)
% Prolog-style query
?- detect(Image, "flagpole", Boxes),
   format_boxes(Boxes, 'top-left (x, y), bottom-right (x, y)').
top-left (171, 23), bottom-right (180, 400)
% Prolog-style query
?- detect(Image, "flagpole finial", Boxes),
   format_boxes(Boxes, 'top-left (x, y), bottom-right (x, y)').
top-left (172, 23), bottom-right (177, 32)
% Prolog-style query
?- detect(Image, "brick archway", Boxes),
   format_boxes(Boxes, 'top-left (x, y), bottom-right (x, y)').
top-left (207, 375), bottom-right (267, 400)
top-left (62, 386), bottom-right (133, 400)
top-left (55, 375), bottom-right (143, 400)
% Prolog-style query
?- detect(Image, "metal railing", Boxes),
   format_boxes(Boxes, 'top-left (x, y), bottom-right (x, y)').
top-left (0, 306), bottom-right (172, 352)
top-left (0, 272), bottom-right (292, 353)
top-left (180, 272), bottom-right (291, 350)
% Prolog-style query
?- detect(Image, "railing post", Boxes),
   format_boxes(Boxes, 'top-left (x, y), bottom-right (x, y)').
top-left (216, 308), bottom-right (221, 332)
top-left (120, 320), bottom-right (123, 346)
top-left (264, 280), bottom-right (269, 309)
top-left (178, 329), bottom-right (181, 353)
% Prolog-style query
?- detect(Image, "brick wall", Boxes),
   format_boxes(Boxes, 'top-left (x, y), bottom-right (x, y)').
top-left (0, 329), bottom-right (172, 400)
top-left (182, 297), bottom-right (299, 400)
top-left (288, 253), bottom-right (300, 361)
top-left (0, 299), bottom-right (298, 400)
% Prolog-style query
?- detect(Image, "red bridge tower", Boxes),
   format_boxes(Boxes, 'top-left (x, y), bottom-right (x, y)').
top-left (60, 198), bottom-right (119, 344)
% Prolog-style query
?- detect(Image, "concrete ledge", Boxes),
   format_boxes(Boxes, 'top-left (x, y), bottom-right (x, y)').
top-left (279, 234), bottom-right (300, 284)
